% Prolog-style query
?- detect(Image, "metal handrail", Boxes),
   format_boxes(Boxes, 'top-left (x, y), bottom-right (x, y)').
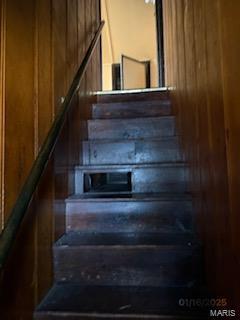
top-left (0, 21), bottom-right (105, 269)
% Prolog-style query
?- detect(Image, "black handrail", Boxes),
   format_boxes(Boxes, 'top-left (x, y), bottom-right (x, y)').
top-left (0, 21), bottom-right (105, 269)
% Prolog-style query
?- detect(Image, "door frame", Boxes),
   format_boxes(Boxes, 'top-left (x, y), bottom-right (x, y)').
top-left (156, 0), bottom-right (165, 87)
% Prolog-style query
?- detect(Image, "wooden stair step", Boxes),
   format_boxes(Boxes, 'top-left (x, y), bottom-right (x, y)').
top-left (53, 231), bottom-right (201, 286)
top-left (66, 193), bottom-right (193, 233)
top-left (97, 89), bottom-right (169, 103)
top-left (92, 100), bottom-right (171, 119)
top-left (34, 89), bottom-right (207, 319)
top-left (88, 117), bottom-right (175, 140)
top-left (74, 163), bottom-right (189, 194)
top-left (34, 284), bottom-right (208, 319)
top-left (55, 231), bottom-right (196, 246)
top-left (82, 137), bottom-right (182, 165)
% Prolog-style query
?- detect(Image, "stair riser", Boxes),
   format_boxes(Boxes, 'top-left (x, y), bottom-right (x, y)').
top-left (34, 284), bottom-right (208, 320)
top-left (92, 101), bottom-right (171, 119)
top-left (88, 117), bottom-right (175, 140)
top-left (35, 312), bottom-right (205, 319)
top-left (97, 91), bottom-right (169, 103)
top-left (82, 139), bottom-right (182, 165)
top-left (75, 166), bottom-right (189, 194)
top-left (66, 201), bottom-right (193, 232)
top-left (54, 247), bottom-right (200, 286)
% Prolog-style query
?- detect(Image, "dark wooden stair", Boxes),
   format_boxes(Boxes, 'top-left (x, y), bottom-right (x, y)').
top-left (35, 285), bottom-right (208, 319)
top-left (74, 163), bottom-right (189, 194)
top-left (82, 137), bottom-right (182, 165)
top-left (88, 116), bottom-right (175, 140)
top-left (34, 90), bottom-right (206, 319)
top-left (65, 193), bottom-right (193, 233)
top-left (92, 100), bottom-right (171, 119)
top-left (53, 232), bottom-right (201, 287)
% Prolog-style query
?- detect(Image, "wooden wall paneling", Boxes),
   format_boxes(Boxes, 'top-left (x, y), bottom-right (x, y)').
top-left (192, 0), bottom-right (210, 241)
top-left (36, 0), bottom-right (54, 147)
top-left (78, 0), bottom-right (86, 65)
top-left (96, 0), bottom-right (102, 90)
top-left (91, 0), bottom-right (97, 92)
top-left (67, 0), bottom-right (81, 170)
top-left (193, 0), bottom-right (219, 290)
top-left (85, 0), bottom-right (93, 96)
top-left (52, 0), bottom-right (67, 112)
top-left (67, 0), bottom-right (78, 87)
top-left (174, 0), bottom-right (187, 162)
top-left (204, 0), bottom-right (231, 295)
top-left (0, 200), bottom-right (38, 320)
top-left (0, 0), bottom-right (5, 230)
top-left (35, 161), bottom-right (54, 303)
top-left (163, 0), bottom-right (239, 307)
top-left (182, 0), bottom-right (196, 165)
top-left (1, 2), bottom-right (37, 315)
top-left (77, 0), bottom-right (88, 121)
top-left (0, 163), bottom-right (55, 319)
top-left (219, 0), bottom-right (240, 305)
top-left (52, 0), bottom-right (68, 241)
top-left (90, 0), bottom-right (95, 91)
top-left (162, 0), bottom-right (172, 86)
top-left (53, 124), bottom-right (68, 241)
top-left (92, 0), bottom-right (100, 92)
top-left (4, 0), bottom-right (36, 221)
top-left (35, 0), bottom-right (54, 303)
top-left (0, 0), bottom-right (102, 318)
top-left (82, 0), bottom-right (96, 120)
top-left (175, 0), bottom-right (186, 152)
top-left (77, 0), bottom-right (87, 165)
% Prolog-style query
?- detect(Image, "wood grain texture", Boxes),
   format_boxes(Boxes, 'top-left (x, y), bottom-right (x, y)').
top-left (66, 195), bottom-right (193, 233)
top-left (218, 0), bottom-right (240, 305)
top-left (163, 0), bottom-right (240, 307)
top-left (4, 0), bottom-right (36, 221)
top-left (0, 0), bottom-right (5, 229)
top-left (34, 284), bottom-right (209, 319)
top-left (0, 0), bottom-right (101, 319)
top-left (53, 236), bottom-right (200, 287)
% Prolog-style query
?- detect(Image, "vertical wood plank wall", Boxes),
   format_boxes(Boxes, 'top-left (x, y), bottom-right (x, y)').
top-left (163, 0), bottom-right (240, 306)
top-left (0, 0), bottom-right (101, 319)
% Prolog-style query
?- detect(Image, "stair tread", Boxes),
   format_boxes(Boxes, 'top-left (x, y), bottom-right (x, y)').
top-left (66, 192), bottom-right (193, 202)
top-left (83, 136), bottom-right (180, 143)
top-left (35, 284), bottom-right (208, 317)
top-left (93, 101), bottom-right (171, 110)
top-left (93, 100), bottom-right (171, 107)
top-left (89, 116), bottom-right (174, 122)
top-left (75, 162), bottom-right (187, 171)
top-left (54, 231), bottom-right (197, 247)
top-left (97, 88), bottom-right (169, 103)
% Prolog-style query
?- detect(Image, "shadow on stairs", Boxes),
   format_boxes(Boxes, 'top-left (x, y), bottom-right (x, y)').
top-left (34, 89), bottom-right (209, 319)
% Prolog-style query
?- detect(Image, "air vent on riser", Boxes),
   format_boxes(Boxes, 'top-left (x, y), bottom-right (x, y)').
top-left (74, 165), bottom-right (189, 194)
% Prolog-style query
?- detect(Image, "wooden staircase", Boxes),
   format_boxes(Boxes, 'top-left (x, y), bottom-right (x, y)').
top-left (34, 90), bottom-right (207, 319)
